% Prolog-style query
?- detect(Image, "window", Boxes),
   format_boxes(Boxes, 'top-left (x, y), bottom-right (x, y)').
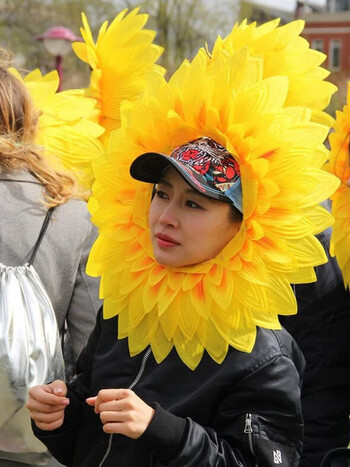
top-left (311, 39), bottom-right (324, 52)
top-left (329, 39), bottom-right (342, 70)
top-left (338, 0), bottom-right (350, 10)
top-left (328, 0), bottom-right (336, 11)
top-left (328, 0), bottom-right (350, 11)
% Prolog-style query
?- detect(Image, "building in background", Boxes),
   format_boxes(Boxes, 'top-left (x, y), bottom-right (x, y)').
top-left (240, 1), bottom-right (293, 23)
top-left (241, 0), bottom-right (350, 111)
top-left (327, 0), bottom-right (350, 11)
top-left (240, 0), bottom-right (326, 24)
top-left (298, 0), bottom-right (350, 106)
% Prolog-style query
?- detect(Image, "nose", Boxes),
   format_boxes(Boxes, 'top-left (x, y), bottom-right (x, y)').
top-left (159, 203), bottom-right (179, 228)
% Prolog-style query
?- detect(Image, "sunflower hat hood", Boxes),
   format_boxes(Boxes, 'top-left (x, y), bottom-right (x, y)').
top-left (11, 10), bottom-right (165, 193)
top-left (10, 68), bottom-right (105, 190)
top-left (87, 19), bottom-right (340, 370)
top-left (211, 18), bottom-right (336, 125)
top-left (327, 83), bottom-right (350, 288)
top-left (61, 8), bottom-right (165, 196)
top-left (72, 8), bottom-right (165, 146)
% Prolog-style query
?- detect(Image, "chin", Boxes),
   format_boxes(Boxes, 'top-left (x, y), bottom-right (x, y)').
top-left (155, 258), bottom-right (179, 268)
top-left (153, 252), bottom-right (181, 268)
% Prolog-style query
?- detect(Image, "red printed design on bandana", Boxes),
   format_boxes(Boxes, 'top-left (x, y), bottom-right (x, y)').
top-left (181, 149), bottom-right (200, 161)
top-left (171, 137), bottom-right (240, 190)
top-left (182, 165), bottom-right (206, 192)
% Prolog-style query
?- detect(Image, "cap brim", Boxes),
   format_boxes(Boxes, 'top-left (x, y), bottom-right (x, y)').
top-left (130, 152), bottom-right (172, 183)
top-left (130, 152), bottom-right (213, 196)
top-left (130, 152), bottom-right (233, 205)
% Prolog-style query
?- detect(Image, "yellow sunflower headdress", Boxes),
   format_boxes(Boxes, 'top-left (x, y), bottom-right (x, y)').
top-left (72, 8), bottom-right (165, 147)
top-left (211, 18), bottom-right (336, 126)
top-left (60, 8), bottom-right (164, 196)
top-left (87, 19), bottom-right (340, 370)
top-left (11, 9), bottom-right (164, 194)
top-left (327, 83), bottom-right (350, 288)
top-left (10, 68), bottom-right (105, 191)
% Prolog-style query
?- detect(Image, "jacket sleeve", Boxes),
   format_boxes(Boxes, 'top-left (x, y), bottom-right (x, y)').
top-left (140, 351), bottom-right (304, 467)
top-left (65, 221), bottom-right (102, 360)
top-left (32, 308), bottom-right (104, 467)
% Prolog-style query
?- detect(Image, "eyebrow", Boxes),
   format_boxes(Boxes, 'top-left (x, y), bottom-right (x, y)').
top-left (158, 179), bottom-right (172, 187)
top-left (158, 178), bottom-right (201, 196)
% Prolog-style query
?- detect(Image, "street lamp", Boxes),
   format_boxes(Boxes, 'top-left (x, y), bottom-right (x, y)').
top-left (35, 26), bottom-right (82, 91)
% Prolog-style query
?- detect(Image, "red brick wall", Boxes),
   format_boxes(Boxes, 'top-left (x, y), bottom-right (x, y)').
top-left (303, 21), bottom-right (350, 74)
top-left (301, 20), bottom-right (350, 107)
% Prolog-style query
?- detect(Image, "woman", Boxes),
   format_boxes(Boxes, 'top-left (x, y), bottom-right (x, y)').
top-left (27, 137), bottom-right (305, 466)
top-left (0, 63), bottom-right (101, 467)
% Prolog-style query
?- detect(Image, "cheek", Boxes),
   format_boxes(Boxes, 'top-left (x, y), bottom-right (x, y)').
top-left (211, 220), bottom-right (239, 254)
top-left (148, 203), bottom-right (157, 231)
top-left (191, 223), bottom-right (221, 256)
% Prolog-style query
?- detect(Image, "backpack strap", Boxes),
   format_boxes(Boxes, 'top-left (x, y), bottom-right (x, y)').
top-left (0, 178), bottom-right (41, 186)
top-left (28, 207), bottom-right (55, 266)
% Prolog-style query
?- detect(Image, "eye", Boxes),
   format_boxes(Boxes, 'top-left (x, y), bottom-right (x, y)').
top-left (155, 189), bottom-right (168, 200)
top-left (186, 200), bottom-right (203, 209)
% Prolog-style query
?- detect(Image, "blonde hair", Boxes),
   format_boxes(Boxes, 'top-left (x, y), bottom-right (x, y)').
top-left (0, 58), bottom-right (81, 207)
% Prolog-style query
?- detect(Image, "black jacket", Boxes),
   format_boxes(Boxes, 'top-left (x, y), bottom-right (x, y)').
top-left (34, 308), bottom-right (305, 467)
top-left (281, 228), bottom-right (350, 467)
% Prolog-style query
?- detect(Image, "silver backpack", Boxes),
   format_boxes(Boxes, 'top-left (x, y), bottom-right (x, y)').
top-left (0, 208), bottom-right (65, 465)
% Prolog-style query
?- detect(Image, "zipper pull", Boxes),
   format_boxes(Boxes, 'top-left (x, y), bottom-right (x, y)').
top-left (244, 413), bottom-right (258, 465)
top-left (244, 413), bottom-right (253, 434)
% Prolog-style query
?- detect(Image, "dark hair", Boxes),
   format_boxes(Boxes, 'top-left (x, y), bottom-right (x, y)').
top-left (229, 204), bottom-right (243, 223)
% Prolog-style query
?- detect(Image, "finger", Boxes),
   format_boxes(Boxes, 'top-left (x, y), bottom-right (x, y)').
top-left (48, 380), bottom-right (68, 397)
top-left (97, 388), bottom-right (132, 403)
top-left (95, 389), bottom-right (135, 412)
top-left (26, 397), bottom-right (69, 413)
top-left (86, 397), bottom-right (97, 406)
top-left (98, 399), bottom-right (126, 413)
top-left (29, 408), bottom-right (65, 424)
top-left (102, 421), bottom-right (125, 434)
top-left (102, 421), bottom-right (142, 439)
top-left (34, 415), bottom-right (65, 432)
top-left (28, 386), bottom-right (69, 407)
top-left (93, 389), bottom-right (129, 413)
top-left (100, 410), bottom-right (131, 425)
top-left (86, 396), bottom-right (100, 414)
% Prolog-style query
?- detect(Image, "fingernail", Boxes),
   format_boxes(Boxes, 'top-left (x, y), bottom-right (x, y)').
top-left (55, 388), bottom-right (64, 395)
top-left (61, 398), bottom-right (70, 405)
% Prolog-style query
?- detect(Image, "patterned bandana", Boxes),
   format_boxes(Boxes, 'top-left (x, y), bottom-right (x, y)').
top-left (130, 136), bottom-right (242, 212)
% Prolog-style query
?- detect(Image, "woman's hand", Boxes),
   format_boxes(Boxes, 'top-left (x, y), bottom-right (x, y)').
top-left (86, 388), bottom-right (155, 439)
top-left (26, 380), bottom-right (69, 431)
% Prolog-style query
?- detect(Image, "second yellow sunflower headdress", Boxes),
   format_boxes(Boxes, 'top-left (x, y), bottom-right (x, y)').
top-left (10, 68), bottom-right (105, 190)
top-left (327, 83), bottom-right (350, 288)
top-left (87, 18), bottom-right (340, 370)
top-left (10, 9), bottom-right (164, 193)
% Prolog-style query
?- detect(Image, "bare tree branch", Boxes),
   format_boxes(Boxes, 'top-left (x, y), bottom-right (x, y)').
top-left (0, 0), bottom-right (240, 86)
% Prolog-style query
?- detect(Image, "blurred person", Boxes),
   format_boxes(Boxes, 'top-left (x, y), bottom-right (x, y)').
top-left (281, 202), bottom-right (350, 467)
top-left (0, 61), bottom-right (101, 467)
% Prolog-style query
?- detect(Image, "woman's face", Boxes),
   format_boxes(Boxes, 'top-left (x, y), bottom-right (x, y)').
top-left (149, 167), bottom-right (241, 268)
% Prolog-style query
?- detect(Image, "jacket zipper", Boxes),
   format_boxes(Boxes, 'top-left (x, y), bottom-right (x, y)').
top-left (98, 347), bottom-right (152, 467)
top-left (244, 413), bottom-right (258, 467)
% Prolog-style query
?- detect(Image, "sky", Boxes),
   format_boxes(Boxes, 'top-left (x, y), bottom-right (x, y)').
top-left (248, 0), bottom-right (326, 12)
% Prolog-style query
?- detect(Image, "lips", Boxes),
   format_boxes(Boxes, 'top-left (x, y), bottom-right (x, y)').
top-left (155, 233), bottom-right (180, 247)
